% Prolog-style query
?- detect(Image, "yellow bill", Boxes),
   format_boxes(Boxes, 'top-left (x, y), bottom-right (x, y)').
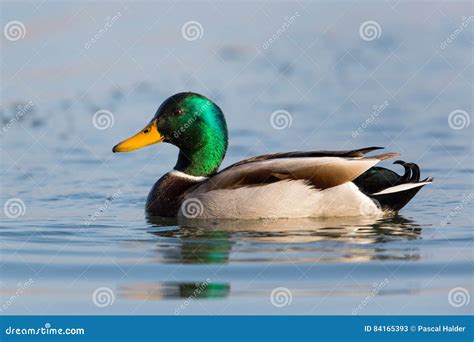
top-left (112, 120), bottom-right (164, 153)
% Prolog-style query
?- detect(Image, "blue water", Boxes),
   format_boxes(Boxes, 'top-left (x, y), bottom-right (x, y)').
top-left (0, 1), bottom-right (472, 315)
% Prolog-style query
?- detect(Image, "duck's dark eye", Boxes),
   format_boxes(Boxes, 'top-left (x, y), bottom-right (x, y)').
top-left (173, 109), bottom-right (183, 116)
top-left (143, 128), bottom-right (150, 134)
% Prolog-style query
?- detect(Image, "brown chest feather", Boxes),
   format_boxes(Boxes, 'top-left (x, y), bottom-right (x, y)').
top-left (145, 173), bottom-right (203, 217)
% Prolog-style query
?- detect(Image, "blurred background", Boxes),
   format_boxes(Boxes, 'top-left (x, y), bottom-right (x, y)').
top-left (0, 1), bottom-right (472, 315)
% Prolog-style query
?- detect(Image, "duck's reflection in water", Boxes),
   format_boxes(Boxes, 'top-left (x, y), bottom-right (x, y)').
top-left (147, 214), bottom-right (422, 264)
top-left (152, 224), bottom-right (234, 264)
top-left (119, 281), bottom-right (230, 300)
top-left (123, 215), bottom-right (422, 300)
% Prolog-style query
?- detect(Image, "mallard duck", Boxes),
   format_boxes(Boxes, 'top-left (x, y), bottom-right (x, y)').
top-left (113, 92), bottom-right (432, 219)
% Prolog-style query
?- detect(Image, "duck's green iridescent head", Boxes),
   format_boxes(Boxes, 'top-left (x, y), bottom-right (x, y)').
top-left (113, 92), bottom-right (228, 177)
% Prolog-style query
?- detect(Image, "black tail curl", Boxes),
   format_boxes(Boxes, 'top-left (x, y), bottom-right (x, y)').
top-left (354, 160), bottom-right (432, 212)
top-left (394, 160), bottom-right (420, 183)
top-left (394, 160), bottom-right (433, 184)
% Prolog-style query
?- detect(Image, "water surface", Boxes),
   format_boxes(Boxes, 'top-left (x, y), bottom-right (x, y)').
top-left (0, 1), bottom-right (472, 315)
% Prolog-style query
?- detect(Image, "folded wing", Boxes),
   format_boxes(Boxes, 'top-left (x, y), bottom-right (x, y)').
top-left (193, 149), bottom-right (399, 193)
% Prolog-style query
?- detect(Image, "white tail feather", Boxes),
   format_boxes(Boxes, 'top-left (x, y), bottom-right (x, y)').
top-left (372, 181), bottom-right (432, 195)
